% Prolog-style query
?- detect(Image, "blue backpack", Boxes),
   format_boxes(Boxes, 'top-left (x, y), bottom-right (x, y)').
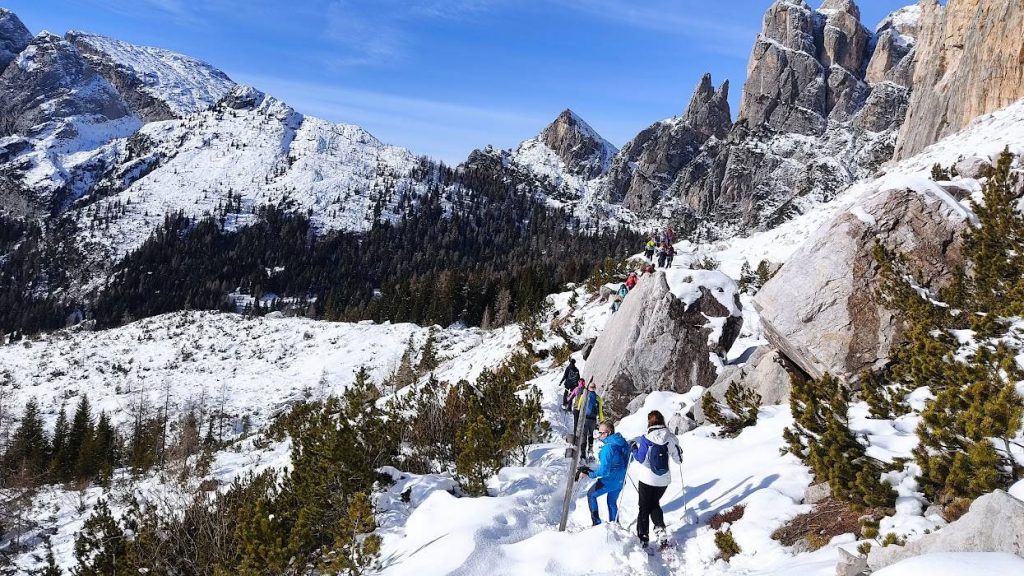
top-left (641, 436), bottom-right (670, 476)
top-left (585, 393), bottom-right (600, 418)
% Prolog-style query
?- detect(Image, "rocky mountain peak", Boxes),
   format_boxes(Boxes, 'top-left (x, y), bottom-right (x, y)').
top-left (535, 108), bottom-right (617, 180)
top-left (0, 30), bottom-right (133, 137)
top-left (218, 84), bottom-right (268, 111)
top-left (817, 0), bottom-right (870, 74)
top-left (0, 8), bottom-right (32, 73)
top-left (683, 73), bottom-right (731, 140)
top-left (65, 31), bottom-right (236, 122)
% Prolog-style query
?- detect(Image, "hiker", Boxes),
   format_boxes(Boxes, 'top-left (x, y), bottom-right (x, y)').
top-left (665, 244), bottom-right (675, 269)
top-left (568, 378), bottom-right (586, 430)
top-left (664, 227), bottom-right (674, 245)
top-left (625, 272), bottom-right (638, 290)
top-left (610, 283), bottom-right (628, 313)
top-left (656, 242), bottom-right (668, 268)
top-left (573, 381), bottom-right (604, 460)
top-left (561, 358), bottom-right (581, 411)
top-left (630, 410), bottom-right (683, 548)
top-left (577, 421), bottom-right (630, 525)
top-left (644, 238), bottom-right (656, 261)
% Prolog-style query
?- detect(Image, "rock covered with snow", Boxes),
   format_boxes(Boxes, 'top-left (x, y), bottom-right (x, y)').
top-left (895, 0), bottom-right (1024, 160)
top-left (527, 108), bottom-right (617, 181)
top-left (581, 270), bottom-right (742, 418)
top-left (66, 31), bottom-right (236, 122)
top-left (692, 346), bottom-right (794, 425)
top-left (865, 5), bottom-right (920, 85)
top-left (866, 490), bottom-right (1024, 571)
top-left (0, 31), bottom-right (140, 211)
top-left (0, 7), bottom-right (31, 73)
top-left (872, 553), bottom-right (1024, 576)
top-left (0, 31), bottom-right (134, 137)
top-left (754, 176), bottom-right (972, 381)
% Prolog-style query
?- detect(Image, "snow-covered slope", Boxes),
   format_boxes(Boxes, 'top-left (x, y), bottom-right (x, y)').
top-left (67, 31), bottom-right (236, 121)
top-left (73, 85), bottom-right (433, 260)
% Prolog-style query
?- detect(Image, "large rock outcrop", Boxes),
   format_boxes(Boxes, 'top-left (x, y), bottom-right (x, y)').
top-left (753, 178), bottom-right (971, 381)
top-left (0, 8), bottom-right (31, 74)
top-left (866, 490), bottom-right (1024, 571)
top-left (895, 0), bottom-right (1024, 160)
top-left (665, 0), bottom-right (917, 236)
top-left (600, 73), bottom-right (730, 211)
top-left (0, 32), bottom-right (133, 137)
top-left (582, 270), bottom-right (742, 418)
top-left (531, 109), bottom-right (617, 181)
top-left (692, 346), bottom-right (796, 424)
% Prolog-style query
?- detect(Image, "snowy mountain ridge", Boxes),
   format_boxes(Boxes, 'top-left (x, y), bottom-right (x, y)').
top-left (66, 31), bottom-right (237, 121)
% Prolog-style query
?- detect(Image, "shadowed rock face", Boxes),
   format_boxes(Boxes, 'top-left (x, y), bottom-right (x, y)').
top-left (536, 109), bottom-right (617, 180)
top-left (0, 8), bottom-right (31, 73)
top-left (753, 184), bottom-right (970, 381)
top-left (0, 32), bottom-right (132, 137)
top-left (618, 1), bottom-right (919, 234)
top-left (895, 0), bottom-right (1024, 160)
top-left (602, 73), bottom-right (731, 210)
top-left (581, 271), bottom-right (742, 418)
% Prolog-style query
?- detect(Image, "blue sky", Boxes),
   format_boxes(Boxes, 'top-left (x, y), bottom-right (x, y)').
top-left (7, 1), bottom-right (910, 163)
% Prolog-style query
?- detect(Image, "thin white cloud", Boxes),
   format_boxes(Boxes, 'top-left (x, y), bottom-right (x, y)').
top-left (321, 0), bottom-right (507, 68)
top-left (551, 0), bottom-right (758, 57)
top-left (231, 72), bottom-right (547, 163)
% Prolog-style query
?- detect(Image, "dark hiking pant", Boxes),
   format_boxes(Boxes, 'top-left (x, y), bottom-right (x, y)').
top-left (582, 417), bottom-right (597, 458)
top-left (637, 481), bottom-right (668, 544)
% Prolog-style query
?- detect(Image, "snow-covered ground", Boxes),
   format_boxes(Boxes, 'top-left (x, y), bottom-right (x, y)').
top-left (8, 98), bottom-right (1024, 575)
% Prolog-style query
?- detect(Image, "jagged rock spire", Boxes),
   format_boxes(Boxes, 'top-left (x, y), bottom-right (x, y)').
top-left (683, 73), bottom-right (731, 140)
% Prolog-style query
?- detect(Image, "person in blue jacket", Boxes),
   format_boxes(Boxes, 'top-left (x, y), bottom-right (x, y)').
top-left (577, 421), bottom-right (631, 525)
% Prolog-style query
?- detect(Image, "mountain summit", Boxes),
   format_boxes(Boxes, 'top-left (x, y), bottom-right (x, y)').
top-left (0, 7), bottom-right (31, 72)
top-left (534, 108), bottom-right (617, 180)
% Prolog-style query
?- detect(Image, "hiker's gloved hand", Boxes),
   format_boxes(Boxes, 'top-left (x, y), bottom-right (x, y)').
top-left (576, 466), bottom-right (592, 479)
top-left (629, 440), bottom-right (638, 451)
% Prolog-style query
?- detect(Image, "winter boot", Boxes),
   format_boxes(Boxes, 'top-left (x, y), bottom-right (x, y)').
top-left (654, 527), bottom-right (669, 548)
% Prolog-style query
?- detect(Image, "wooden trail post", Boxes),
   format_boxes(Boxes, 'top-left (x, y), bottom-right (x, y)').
top-left (558, 385), bottom-right (593, 532)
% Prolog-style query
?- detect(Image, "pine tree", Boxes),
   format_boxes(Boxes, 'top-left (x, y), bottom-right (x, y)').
top-left (49, 404), bottom-right (69, 481)
top-left (784, 373), bottom-right (895, 509)
top-left (417, 328), bottom-right (440, 373)
top-left (73, 500), bottom-right (128, 576)
top-left (2, 398), bottom-right (50, 484)
top-left (68, 396), bottom-right (96, 482)
top-left (34, 538), bottom-right (62, 576)
top-left (318, 492), bottom-right (382, 576)
top-left (702, 380), bottom-right (761, 437)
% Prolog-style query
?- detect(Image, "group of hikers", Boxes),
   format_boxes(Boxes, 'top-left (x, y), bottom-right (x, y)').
top-left (560, 359), bottom-right (683, 549)
top-left (610, 263), bottom-right (655, 313)
top-left (643, 228), bottom-right (676, 269)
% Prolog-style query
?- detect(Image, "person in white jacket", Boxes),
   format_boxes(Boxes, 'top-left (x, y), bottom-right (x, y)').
top-left (630, 410), bottom-right (683, 547)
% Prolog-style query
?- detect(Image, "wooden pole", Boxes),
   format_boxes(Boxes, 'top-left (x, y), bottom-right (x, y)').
top-left (558, 387), bottom-right (592, 532)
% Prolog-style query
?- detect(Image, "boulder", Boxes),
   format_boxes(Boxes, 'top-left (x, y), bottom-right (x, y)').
top-left (581, 270), bottom-right (742, 419)
top-left (836, 547), bottom-right (868, 576)
top-left (866, 490), bottom-right (1024, 571)
top-left (754, 180), bottom-right (971, 381)
top-left (805, 482), bottom-right (832, 505)
top-left (953, 155), bottom-right (993, 180)
top-left (693, 346), bottom-right (795, 424)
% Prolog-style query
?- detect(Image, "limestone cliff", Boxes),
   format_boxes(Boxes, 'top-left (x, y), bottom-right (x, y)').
top-left (895, 0), bottom-right (1024, 159)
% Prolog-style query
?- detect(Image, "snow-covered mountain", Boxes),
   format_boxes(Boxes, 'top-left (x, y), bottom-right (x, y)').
top-left (66, 31), bottom-right (236, 121)
top-left (73, 84), bottom-right (433, 261)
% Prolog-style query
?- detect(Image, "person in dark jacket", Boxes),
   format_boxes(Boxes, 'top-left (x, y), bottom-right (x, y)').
top-left (577, 422), bottom-right (630, 525)
top-left (561, 358), bottom-right (580, 411)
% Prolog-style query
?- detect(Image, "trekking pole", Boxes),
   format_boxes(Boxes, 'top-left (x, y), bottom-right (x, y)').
top-left (558, 388), bottom-right (593, 532)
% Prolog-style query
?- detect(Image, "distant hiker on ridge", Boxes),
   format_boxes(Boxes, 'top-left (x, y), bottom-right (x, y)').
top-left (644, 238), bottom-right (656, 261)
top-left (631, 410), bottom-right (682, 548)
top-left (561, 358), bottom-right (580, 411)
top-left (577, 421), bottom-right (630, 525)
